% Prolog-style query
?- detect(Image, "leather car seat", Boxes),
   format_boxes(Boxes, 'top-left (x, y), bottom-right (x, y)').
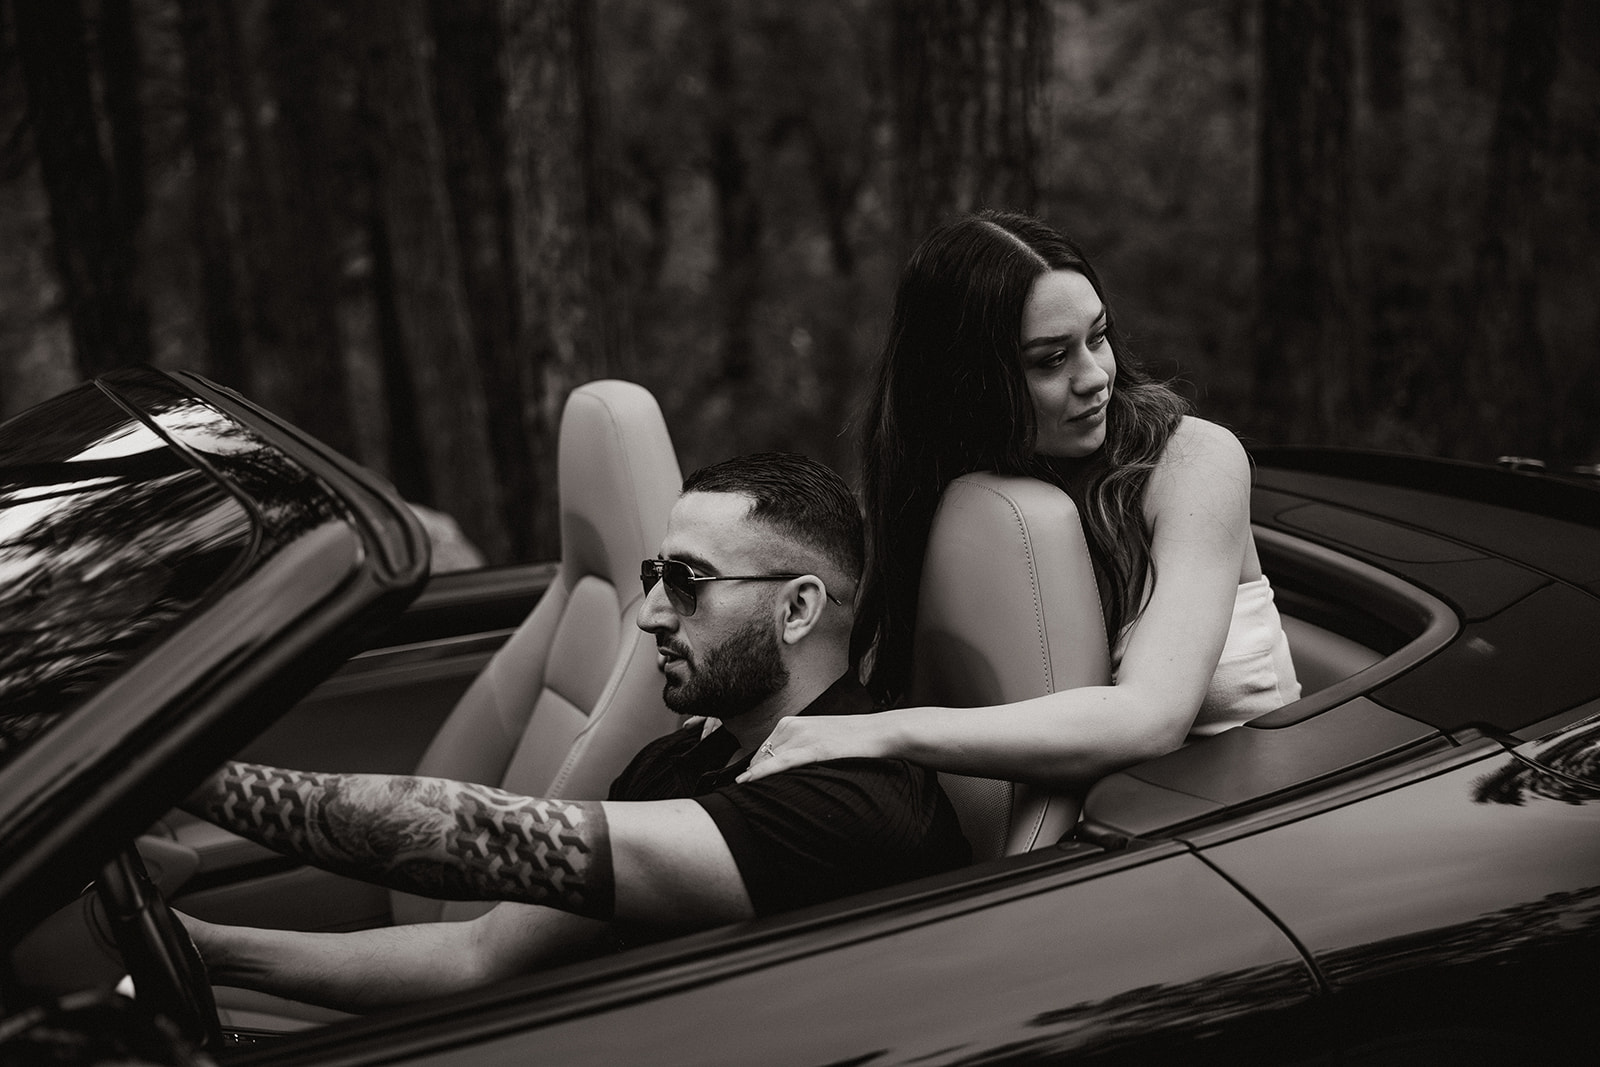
top-left (907, 473), bottom-right (1110, 861)
top-left (214, 379), bottom-right (684, 1029)
top-left (387, 378), bottom-right (684, 925)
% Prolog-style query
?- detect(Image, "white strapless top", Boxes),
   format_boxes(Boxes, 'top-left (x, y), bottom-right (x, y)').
top-left (1114, 574), bottom-right (1301, 739)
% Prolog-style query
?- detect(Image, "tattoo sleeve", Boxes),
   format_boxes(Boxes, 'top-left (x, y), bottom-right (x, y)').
top-left (183, 763), bottom-right (616, 919)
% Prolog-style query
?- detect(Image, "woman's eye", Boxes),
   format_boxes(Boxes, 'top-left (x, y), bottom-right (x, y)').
top-left (1039, 349), bottom-right (1067, 368)
top-left (1089, 331), bottom-right (1108, 349)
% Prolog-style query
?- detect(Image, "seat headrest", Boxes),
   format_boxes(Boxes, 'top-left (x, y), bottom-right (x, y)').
top-left (558, 381), bottom-right (683, 587)
top-left (910, 473), bottom-right (1110, 858)
top-left (911, 473), bottom-right (1109, 707)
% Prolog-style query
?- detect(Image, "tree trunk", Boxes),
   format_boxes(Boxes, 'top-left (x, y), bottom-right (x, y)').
top-left (1361, 0), bottom-right (1405, 115)
top-left (701, 0), bottom-right (762, 413)
top-left (257, 0), bottom-right (356, 457)
top-left (428, 0), bottom-right (537, 560)
top-left (1465, 0), bottom-right (1561, 457)
top-left (798, 109), bottom-right (873, 480)
top-left (1360, 0), bottom-right (1405, 196)
top-left (209, 0), bottom-right (276, 396)
top-left (890, 0), bottom-right (1050, 246)
top-left (13, 0), bottom-right (150, 377)
top-left (1254, 0), bottom-right (1358, 442)
top-left (174, 0), bottom-right (247, 390)
top-left (175, 0), bottom-right (357, 456)
top-left (357, 0), bottom-right (508, 561)
top-left (96, 0), bottom-right (144, 223)
top-left (366, 201), bottom-right (430, 505)
top-left (502, 0), bottom-right (618, 556)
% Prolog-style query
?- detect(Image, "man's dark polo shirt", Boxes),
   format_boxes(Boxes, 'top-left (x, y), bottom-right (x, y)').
top-left (608, 674), bottom-right (971, 916)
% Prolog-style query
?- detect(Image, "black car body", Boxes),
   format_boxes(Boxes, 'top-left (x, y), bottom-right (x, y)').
top-left (3, 368), bottom-right (1599, 1065)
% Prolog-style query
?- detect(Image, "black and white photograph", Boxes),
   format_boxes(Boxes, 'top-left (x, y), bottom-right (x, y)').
top-left (2, 2), bottom-right (1598, 1064)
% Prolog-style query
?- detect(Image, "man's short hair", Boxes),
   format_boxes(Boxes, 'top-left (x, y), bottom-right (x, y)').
top-left (681, 452), bottom-right (863, 582)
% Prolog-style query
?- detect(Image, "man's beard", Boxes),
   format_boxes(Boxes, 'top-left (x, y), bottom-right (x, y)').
top-left (661, 616), bottom-right (789, 719)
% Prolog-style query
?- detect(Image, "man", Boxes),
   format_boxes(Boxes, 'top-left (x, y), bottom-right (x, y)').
top-left (180, 453), bottom-right (969, 1013)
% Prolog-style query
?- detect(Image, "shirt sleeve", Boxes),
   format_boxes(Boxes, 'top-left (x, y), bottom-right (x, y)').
top-left (693, 758), bottom-right (969, 915)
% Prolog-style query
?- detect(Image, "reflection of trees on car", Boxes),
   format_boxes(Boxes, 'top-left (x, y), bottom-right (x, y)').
top-left (0, 459), bottom-right (247, 763)
top-left (1020, 886), bottom-right (1600, 1063)
top-left (1000, 960), bottom-right (1316, 1064)
top-left (0, 384), bottom-right (348, 768)
top-left (1321, 883), bottom-right (1600, 986)
top-left (1472, 732), bottom-right (1600, 806)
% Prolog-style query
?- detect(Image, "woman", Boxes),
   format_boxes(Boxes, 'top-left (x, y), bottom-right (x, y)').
top-left (743, 210), bottom-right (1298, 790)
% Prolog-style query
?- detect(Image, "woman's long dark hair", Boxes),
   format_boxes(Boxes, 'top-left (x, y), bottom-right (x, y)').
top-left (855, 210), bottom-right (1190, 706)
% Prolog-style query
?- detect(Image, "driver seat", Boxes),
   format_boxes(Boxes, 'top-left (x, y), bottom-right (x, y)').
top-left (389, 378), bottom-right (684, 924)
top-left (907, 473), bottom-right (1110, 861)
top-left (213, 379), bottom-right (684, 1029)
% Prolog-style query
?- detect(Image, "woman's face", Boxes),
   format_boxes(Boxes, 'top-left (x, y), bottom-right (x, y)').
top-left (1019, 269), bottom-right (1116, 459)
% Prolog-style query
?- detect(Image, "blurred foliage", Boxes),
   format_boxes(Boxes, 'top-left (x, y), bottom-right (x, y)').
top-left (1, 0), bottom-right (1597, 564)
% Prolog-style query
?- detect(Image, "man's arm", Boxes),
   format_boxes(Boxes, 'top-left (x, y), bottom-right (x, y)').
top-left (182, 762), bottom-right (754, 927)
top-left (181, 903), bottom-right (611, 1014)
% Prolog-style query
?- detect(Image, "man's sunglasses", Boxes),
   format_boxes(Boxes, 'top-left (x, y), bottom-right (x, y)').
top-left (640, 558), bottom-right (842, 617)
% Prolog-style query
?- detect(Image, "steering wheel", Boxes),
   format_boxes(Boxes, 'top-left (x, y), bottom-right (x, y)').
top-left (97, 847), bottom-right (223, 1051)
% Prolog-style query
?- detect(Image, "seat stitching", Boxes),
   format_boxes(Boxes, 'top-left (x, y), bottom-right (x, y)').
top-left (960, 480), bottom-right (1052, 695)
top-left (570, 388), bottom-right (638, 583)
top-left (583, 382), bottom-right (671, 585)
top-left (953, 476), bottom-right (1101, 853)
top-left (594, 387), bottom-right (649, 577)
top-left (547, 383), bottom-right (674, 798)
top-left (1019, 789), bottom-right (1050, 849)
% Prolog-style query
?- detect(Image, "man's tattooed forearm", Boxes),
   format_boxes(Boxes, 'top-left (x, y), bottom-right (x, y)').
top-left (419, 788), bottom-right (615, 916)
top-left (187, 762), bottom-right (616, 918)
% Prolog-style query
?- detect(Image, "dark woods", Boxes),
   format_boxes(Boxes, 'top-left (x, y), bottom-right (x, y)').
top-left (1, 0), bottom-right (1596, 564)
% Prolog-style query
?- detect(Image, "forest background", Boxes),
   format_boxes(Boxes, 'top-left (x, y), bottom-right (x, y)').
top-left (1, 0), bottom-right (1596, 565)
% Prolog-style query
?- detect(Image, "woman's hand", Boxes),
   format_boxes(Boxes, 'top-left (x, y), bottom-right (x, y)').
top-left (738, 714), bottom-right (894, 782)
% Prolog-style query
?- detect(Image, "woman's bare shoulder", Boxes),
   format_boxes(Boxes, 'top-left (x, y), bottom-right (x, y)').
top-left (1154, 416), bottom-right (1249, 483)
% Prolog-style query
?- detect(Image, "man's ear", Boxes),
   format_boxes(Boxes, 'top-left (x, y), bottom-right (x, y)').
top-left (776, 576), bottom-right (829, 645)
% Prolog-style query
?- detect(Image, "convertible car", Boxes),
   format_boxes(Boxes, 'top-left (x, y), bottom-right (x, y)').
top-left (3, 367), bottom-right (1598, 1065)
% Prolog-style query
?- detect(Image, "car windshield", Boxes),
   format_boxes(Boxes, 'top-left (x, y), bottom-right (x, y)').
top-left (0, 385), bottom-right (256, 770)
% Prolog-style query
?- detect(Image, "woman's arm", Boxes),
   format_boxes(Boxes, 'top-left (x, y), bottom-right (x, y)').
top-left (742, 418), bottom-right (1252, 790)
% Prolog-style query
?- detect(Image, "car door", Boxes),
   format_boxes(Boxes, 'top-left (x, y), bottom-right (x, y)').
top-left (253, 843), bottom-right (1328, 1067)
top-left (1191, 724), bottom-right (1600, 1062)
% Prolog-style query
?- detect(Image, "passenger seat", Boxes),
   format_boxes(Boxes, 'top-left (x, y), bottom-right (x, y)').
top-left (908, 473), bottom-right (1110, 861)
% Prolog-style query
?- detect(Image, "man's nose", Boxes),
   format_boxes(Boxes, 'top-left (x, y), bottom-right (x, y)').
top-left (637, 580), bottom-right (677, 634)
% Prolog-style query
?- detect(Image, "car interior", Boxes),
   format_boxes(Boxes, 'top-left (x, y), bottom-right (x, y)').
top-left (5, 377), bottom-right (1464, 1041)
top-left (189, 379), bottom-right (688, 1031)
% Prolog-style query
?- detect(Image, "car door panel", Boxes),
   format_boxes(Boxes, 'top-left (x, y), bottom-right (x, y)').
top-left (237, 563), bottom-right (553, 775)
top-left (236, 631), bottom-right (508, 776)
top-left (319, 848), bottom-right (1322, 1067)
top-left (1196, 733), bottom-right (1600, 1058)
